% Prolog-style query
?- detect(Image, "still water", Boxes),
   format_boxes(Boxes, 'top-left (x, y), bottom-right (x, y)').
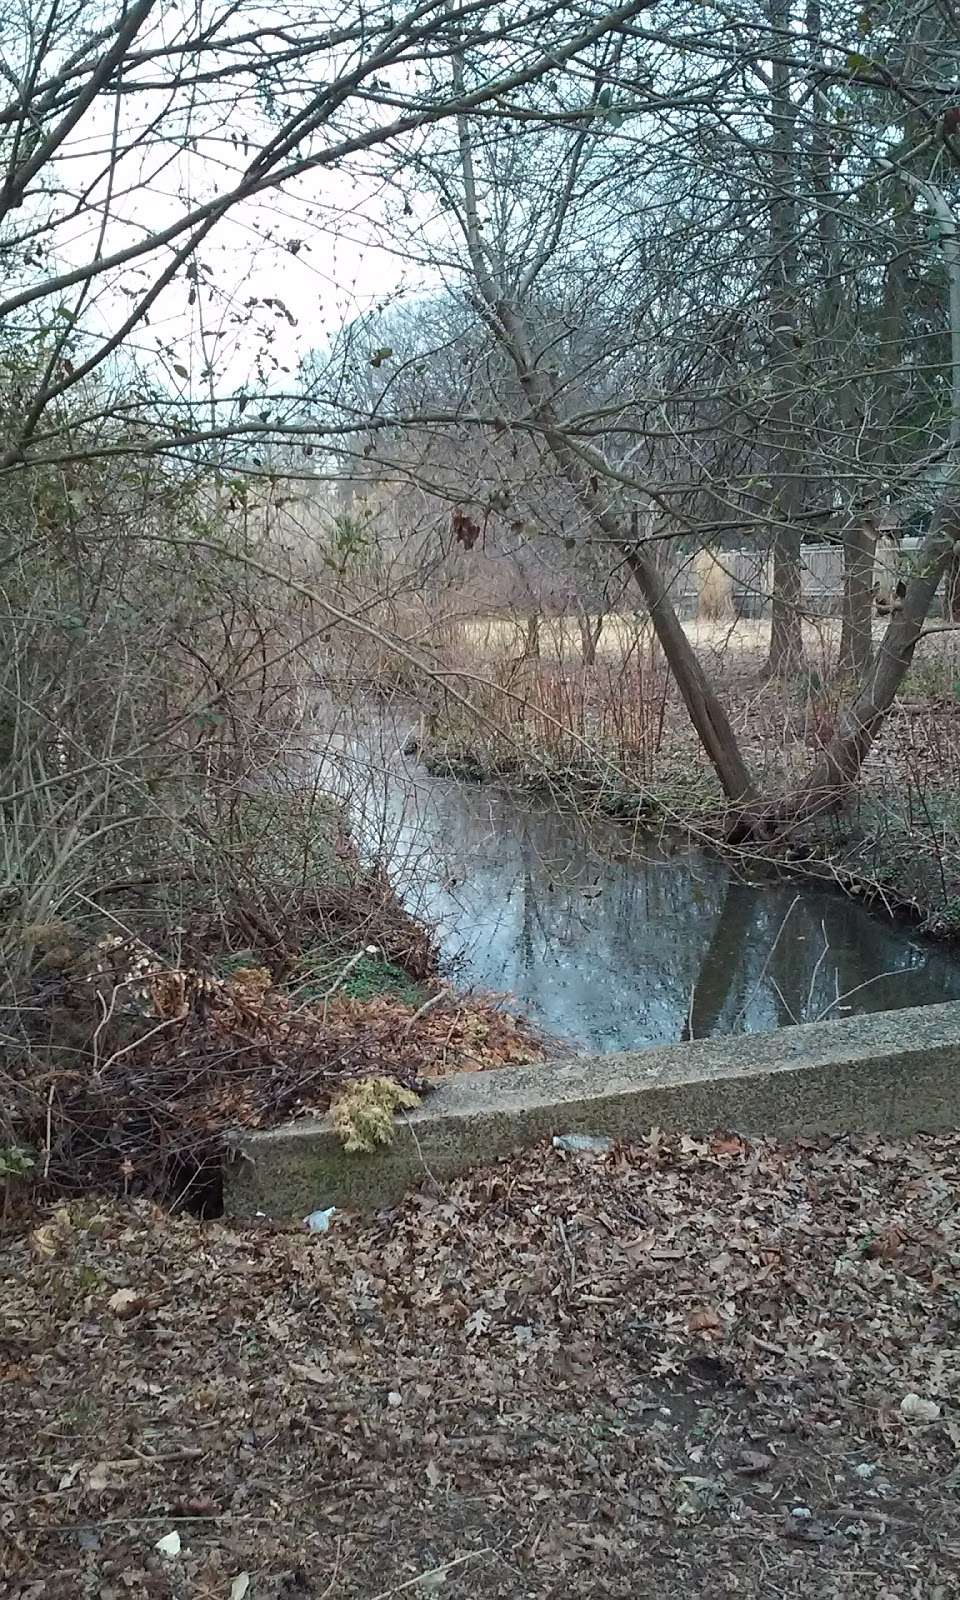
top-left (319, 723), bottom-right (960, 1053)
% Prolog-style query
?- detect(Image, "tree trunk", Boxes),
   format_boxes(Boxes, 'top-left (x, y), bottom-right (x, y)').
top-left (765, 0), bottom-right (806, 677)
top-left (778, 496), bottom-right (960, 822)
top-left (838, 516), bottom-right (876, 676)
top-left (767, 523), bottom-right (804, 674)
top-left (490, 315), bottom-right (760, 806)
top-left (946, 548), bottom-right (960, 622)
top-left (623, 525), bottom-right (757, 805)
top-left (576, 609), bottom-right (602, 666)
top-left (523, 612), bottom-right (541, 659)
top-left (453, 92), bottom-right (759, 810)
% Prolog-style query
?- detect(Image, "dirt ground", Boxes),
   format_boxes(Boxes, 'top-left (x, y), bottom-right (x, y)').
top-left (4, 1129), bottom-right (960, 1598)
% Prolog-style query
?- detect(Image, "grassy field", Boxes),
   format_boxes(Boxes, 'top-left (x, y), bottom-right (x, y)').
top-left (459, 613), bottom-right (936, 674)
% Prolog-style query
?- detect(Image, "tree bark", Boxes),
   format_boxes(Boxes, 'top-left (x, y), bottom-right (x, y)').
top-left (778, 494), bottom-right (960, 822)
top-left (946, 548), bottom-right (960, 622)
top-left (576, 607), bottom-right (602, 666)
top-left (622, 520), bottom-right (757, 805)
top-left (767, 523), bottom-right (804, 674)
top-left (838, 515), bottom-right (876, 676)
top-left (765, 0), bottom-right (806, 676)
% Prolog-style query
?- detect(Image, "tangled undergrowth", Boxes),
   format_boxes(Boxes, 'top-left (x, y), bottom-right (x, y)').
top-left (3, 933), bottom-right (543, 1212)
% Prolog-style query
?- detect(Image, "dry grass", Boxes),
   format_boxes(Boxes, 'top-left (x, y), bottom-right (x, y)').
top-left (460, 613), bottom-right (905, 668)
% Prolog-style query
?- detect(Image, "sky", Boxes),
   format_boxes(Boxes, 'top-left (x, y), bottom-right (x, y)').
top-left (9, 2), bottom-right (446, 420)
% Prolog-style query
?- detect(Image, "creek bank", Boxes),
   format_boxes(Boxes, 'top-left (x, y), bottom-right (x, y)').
top-left (420, 742), bottom-right (960, 940)
top-left (2, 793), bottom-right (543, 1214)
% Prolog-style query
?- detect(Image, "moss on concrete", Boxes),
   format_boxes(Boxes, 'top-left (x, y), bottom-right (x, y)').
top-left (224, 1000), bottom-right (960, 1217)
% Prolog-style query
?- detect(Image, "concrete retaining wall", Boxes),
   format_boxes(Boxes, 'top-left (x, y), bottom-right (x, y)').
top-left (222, 1001), bottom-right (960, 1217)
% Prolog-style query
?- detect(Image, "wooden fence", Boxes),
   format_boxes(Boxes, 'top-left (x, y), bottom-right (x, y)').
top-left (666, 538), bottom-right (932, 619)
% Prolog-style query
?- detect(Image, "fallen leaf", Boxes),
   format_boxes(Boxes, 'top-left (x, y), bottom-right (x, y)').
top-left (688, 1306), bottom-right (722, 1335)
top-left (230, 1574), bottom-right (251, 1600)
top-left (171, 1496), bottom-right (217, 1517)
top-left (28, 1209), bottom-right (72, 1259)
top-left (108, 1287), bottom-right (144, 1317)
top-left (901, 1392), bottom-right (941, 1422)
top-left (155, 1531), bottom-right (181, 1558)
top-left (289, 1361), bottom-right (329, 1385)
top-left (87, 1461), bottom-right (113, 1491)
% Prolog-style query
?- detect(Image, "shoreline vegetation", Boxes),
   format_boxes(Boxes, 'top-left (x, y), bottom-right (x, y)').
top-left (7, 601), bottom-right (960, 1220)
top-left (404, 611), bottom-right (960, 941)
top-left (1, 790), bottom-right (545, 1220)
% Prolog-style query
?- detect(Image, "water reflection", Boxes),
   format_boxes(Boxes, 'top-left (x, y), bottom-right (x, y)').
top-left (317, 721), bottom-right (960, 1053)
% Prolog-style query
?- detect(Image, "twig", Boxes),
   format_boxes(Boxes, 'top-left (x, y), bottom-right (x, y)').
top-left (42, 1082), bottom-right (54, 1180)
top-left (804, 918), bottom-right (830, 1024)
top-left (402, 987), bottom-right (449, 1034)
top-left (318, 1535), bottom-right (343, 1599)
top-left (367, 1549), bottom-right (490, 1600)
top-left (322, 944), bottom-right (380, 1023)
top-left (556, 1215), bottom-right (577, 1288)
top-left (733, 894), bottom-right (800, 1027)
top-left (400, 1108), bottom-right (441, 1193)
top-left (815, 966), bottom-right (904, 1021)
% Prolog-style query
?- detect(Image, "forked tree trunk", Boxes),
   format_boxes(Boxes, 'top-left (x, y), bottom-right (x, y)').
top-left (838, 516), bottom-right (876, 676)
top-left (576, 608), bottom-right (603, 666)
top-left (779, 498), bottom-right (960, 823)
top-left (452, 49), bottom-right (959, 842)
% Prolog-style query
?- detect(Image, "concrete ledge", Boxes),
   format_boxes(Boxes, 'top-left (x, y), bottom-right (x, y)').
top-left (223, 1001), bottom-right (960, 1217)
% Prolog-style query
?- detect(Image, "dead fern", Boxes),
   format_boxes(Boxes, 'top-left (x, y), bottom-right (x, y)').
top-left (332, 1077), bottom-right (421, 1154)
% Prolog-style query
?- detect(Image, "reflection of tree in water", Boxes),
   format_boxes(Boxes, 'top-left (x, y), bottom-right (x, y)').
top-left (682, 881), bottom-right (757, 1040)
top-left (316, 718), bottom-right (960, 1052)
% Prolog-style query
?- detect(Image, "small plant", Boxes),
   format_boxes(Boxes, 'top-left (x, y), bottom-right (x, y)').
top-left (935, 897), bottom-right (960, 934)
top-left (0, 1144), bottom-right (35, 1180)
top-left (1, 1144), bottom-right (36, 1222)
top-left (291, 945), bottom-right (427, 1007)
top-left (332, 1078), bottom-right (420, 1153)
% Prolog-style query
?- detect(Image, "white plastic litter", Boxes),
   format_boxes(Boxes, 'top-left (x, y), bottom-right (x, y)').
top-left (303, 1207), bottom-right (336, 1233)
top-left (552, 1133), bottom-right (613, 1155)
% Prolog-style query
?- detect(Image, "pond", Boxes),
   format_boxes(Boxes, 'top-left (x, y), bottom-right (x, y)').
top-left (318, 718), bottom-right (960, 1053)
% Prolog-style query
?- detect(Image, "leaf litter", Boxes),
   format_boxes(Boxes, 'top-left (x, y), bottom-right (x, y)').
top-left (15, 961), bottom-right (543, 1202)
top-left (3, 1128), bottom-right (960, 1597)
